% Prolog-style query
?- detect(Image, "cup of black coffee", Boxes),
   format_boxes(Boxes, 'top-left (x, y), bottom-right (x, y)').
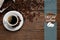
top-left (7, 15), bottom-right (19, 27)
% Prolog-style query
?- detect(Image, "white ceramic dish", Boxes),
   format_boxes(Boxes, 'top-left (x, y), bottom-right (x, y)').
top-left (3, 11), bottom-right (24, 31)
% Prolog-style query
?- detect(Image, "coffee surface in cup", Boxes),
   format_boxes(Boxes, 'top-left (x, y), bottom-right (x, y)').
top-left (8, 16), bottom-right (17, 25)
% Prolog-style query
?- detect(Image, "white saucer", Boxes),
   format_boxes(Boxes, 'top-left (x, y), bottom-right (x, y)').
top-left (3, 11), bottom-right (24, 31)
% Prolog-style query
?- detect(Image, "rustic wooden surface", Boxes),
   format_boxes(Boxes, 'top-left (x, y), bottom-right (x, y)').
top-left (57, 0), bottom-right (60, 40)
top-left (0, 0), bottom-right (44, 40)
top-left (0, 0), bottom-right (60, 40)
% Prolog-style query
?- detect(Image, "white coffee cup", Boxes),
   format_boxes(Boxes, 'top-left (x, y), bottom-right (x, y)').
top-left (3, 11), bottom-right (24, 31)
top-left (7, 15), bottom-right (19, 26)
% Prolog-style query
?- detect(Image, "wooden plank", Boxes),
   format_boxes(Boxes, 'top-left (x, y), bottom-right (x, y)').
top-left (0, 0), bottom-right (44, 40)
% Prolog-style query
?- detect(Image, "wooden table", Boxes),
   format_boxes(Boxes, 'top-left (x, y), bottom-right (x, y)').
top-left (57, 0), bottom-right (60, 40)
top-left (0, 0), bottom-right (60, 40)
top-left (0, 0), bottom-right (44, 40)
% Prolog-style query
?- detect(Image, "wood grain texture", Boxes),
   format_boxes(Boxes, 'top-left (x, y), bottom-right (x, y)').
top-left (57, 0), bottom-right (60, 40)
top-left (0, 0), bottom-right (44, 40)
top-left (0, 0), bottom-right (60, 40)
